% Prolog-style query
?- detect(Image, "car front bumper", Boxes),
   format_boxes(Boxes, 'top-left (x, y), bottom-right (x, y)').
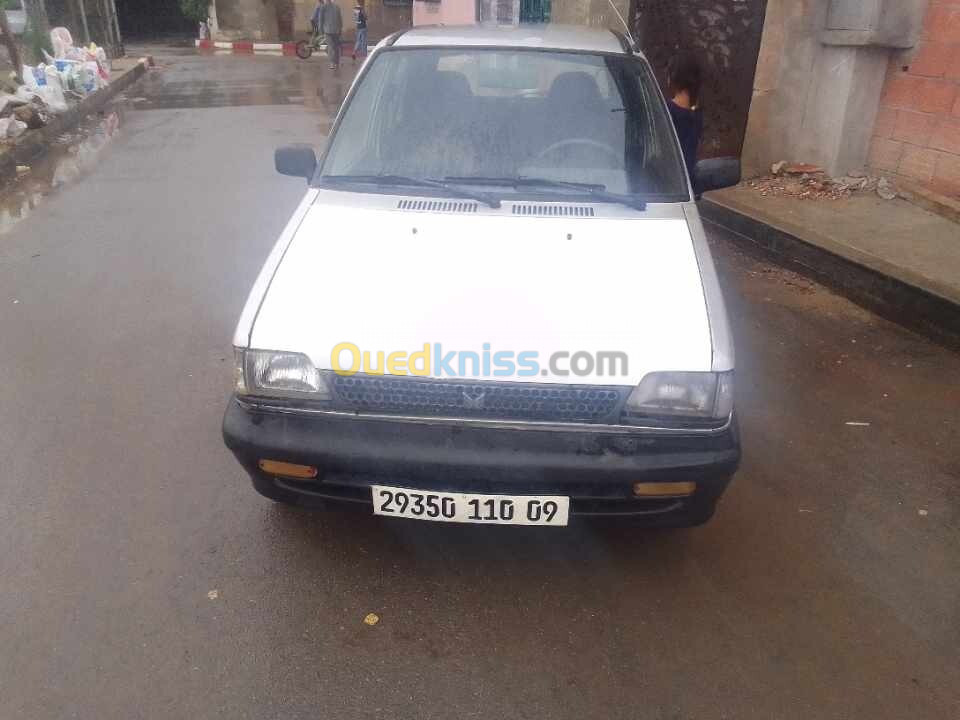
top-left (222, 397), bottom-right (740, 526)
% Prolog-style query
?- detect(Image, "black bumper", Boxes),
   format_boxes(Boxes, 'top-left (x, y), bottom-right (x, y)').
top-left (222, 398), bottom-right (740, 525)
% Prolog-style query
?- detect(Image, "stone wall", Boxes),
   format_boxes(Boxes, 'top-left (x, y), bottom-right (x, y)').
top-left (867, 1), bottom-right (960, 198)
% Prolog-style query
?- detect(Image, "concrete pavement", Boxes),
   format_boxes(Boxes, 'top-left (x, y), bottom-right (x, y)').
top-left (703, 185), bottom-right (960, 345)
top-left (0, 49), bottom-right (958, 719)
top-left (709, 185), bottom-right (960, 306)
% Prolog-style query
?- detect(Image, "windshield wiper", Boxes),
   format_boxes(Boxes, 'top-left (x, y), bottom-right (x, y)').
top-left (445, 176), bottom-right (647, 211)
top-left (319, 174), bottom-right (501, 209)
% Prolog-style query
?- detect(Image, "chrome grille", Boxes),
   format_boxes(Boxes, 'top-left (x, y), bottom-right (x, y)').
top-left (331, 375), bottom-right (625, 423)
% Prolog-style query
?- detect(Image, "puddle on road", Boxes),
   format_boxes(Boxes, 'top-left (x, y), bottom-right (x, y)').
top-left (127, 54), bottom-right (355, 119)
top-left (0, 105), bottom-right (125, 236)
top-left (0, 55), bottom-right (354, 236)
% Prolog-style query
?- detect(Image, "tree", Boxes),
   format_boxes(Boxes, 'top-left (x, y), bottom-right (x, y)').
top-left (0, 8), bottom-right (22, 83)
top-left (180, 0), bottom-right (209, 24)
top-left (19, 0), bottom-right (53, 63)
top-left (22, 0), bottom-right (50, 42)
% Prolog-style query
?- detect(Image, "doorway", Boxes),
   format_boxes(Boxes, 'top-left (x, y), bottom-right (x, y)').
top-left (115, 0), bottom-right (195, 38)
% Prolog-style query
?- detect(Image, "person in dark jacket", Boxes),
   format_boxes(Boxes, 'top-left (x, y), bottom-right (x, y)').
top-left (310, 0), bottom-right (322, 37)
top-left (320, 0), bottom-right (343, 70)
top-left (666, 55), bottom-right (703, 187)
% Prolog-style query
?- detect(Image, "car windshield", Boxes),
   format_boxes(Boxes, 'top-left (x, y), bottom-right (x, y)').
top-left (320, 47), bottom-right (689, 200)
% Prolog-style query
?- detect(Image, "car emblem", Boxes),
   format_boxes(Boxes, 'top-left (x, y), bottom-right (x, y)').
top-left (462, 388), bottom-right (486, 409)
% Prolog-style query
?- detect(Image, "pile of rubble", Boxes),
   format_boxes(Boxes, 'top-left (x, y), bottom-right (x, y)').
top-left (0, 94), bottom-right (49, 138)
top-left (0, 27), bottom-right (111, 142)
top-left (745, 161), bottom-right (900, 201)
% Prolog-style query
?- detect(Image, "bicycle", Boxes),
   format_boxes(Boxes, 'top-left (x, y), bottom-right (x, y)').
top-left (295, 31), bottom-right (323, 60)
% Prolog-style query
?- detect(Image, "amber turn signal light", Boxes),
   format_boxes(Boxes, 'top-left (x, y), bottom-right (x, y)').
top-left (258, 459), bottom-right (318, 479)
top-left (633, 481), bottom-right (696, 497)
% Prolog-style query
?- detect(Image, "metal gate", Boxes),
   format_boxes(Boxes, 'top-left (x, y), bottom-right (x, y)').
top-left (631, 0), bottom-right (767, 158)
top-left (520, 0), bottom-right (551, 23)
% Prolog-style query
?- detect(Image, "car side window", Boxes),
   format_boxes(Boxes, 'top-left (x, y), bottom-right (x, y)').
top-left (632, 62), bottom-right (687, 193)
top-left (321, 54), bottom-right (390, 174)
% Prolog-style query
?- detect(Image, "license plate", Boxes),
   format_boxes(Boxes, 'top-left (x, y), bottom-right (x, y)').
top-left (371, 485), bottom-right (569, 527)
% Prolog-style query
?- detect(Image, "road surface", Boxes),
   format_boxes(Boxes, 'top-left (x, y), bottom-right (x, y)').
top-left (1, 49), bottom-right (958, 719)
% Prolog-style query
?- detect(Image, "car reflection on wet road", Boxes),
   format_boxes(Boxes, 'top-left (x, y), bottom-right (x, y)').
top-left (0, 47), bottom-right (957, 720)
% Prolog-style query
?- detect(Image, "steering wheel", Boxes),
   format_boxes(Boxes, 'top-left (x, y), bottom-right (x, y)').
top-left (534, 139), bottom-right (624, 168)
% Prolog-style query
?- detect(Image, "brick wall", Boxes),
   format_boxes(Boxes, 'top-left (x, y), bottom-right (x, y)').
top-left (868, 1), bottom-right (960, 198)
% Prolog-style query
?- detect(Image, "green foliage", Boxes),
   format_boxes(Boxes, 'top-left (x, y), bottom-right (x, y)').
top-left (22, 20), bottom-right (53, 65)
top-left (179, 0), bottom-right (209, 24)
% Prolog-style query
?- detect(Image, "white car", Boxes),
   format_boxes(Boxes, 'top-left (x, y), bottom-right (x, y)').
top-left (224, 24), bottom-right (741, 527)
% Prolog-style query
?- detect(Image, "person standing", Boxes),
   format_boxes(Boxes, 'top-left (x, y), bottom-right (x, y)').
top-left (665, 54), bottom-right (703, 183)
top-left (352, 0), bottom-right (368, 64)
top-left (310, 0), bottom-right (323, 41)
top-left (320, 0), bottom-right (344, 70)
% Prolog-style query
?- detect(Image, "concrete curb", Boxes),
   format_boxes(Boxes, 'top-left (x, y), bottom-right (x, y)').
top-left (197, 39), bottom-right (297, 55)
top-left (194, 39), bottom-right (375, 55)
top-left (700, 195), bottom-right (960, 348)
top-left (0, 57), bottom-right (150, 184)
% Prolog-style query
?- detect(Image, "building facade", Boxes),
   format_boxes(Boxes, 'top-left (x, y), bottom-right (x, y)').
top-left (740, 0), bottom-right (959, 199)
top-left (208, 0), bottom-right (627, 48)
top-left (412, 0), bottom-right (629, 28)
top-left (866, 1), bottom-right (960, 197)
top-left (205, 0), bottom-right (959, 200)
top-left (209, 0), bottom-right (412, 42)
top-left (413, 0), bottom-right (477, 26)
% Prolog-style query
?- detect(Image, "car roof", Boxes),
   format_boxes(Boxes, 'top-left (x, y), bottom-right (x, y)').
top-left (392, 23), bottom-right (637, 57)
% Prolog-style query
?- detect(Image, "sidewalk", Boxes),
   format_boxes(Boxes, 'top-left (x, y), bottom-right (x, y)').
top-left (701, 185), bottom-right (960, 346)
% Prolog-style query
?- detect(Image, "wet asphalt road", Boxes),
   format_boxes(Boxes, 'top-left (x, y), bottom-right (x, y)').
top-left (1, 49), bottom-right (958, 719)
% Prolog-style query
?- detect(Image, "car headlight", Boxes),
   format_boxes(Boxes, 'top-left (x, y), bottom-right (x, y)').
top-left (625, 371), bottom-right (733, 420)
top-left (234, 348), bottom-right (331, 400)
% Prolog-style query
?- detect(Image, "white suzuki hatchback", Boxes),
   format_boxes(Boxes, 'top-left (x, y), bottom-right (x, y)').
top-left (224, 24), bottom-right (742, 527)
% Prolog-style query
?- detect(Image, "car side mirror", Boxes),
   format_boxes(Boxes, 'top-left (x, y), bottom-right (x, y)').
top-left (275, 144), bottom-right (317, 181)
top-left (694, 157), bottom-right (741, 194)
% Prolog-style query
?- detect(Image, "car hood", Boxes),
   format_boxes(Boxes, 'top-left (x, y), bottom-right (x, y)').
top-left (248, 199), bottom-right (712, 385)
